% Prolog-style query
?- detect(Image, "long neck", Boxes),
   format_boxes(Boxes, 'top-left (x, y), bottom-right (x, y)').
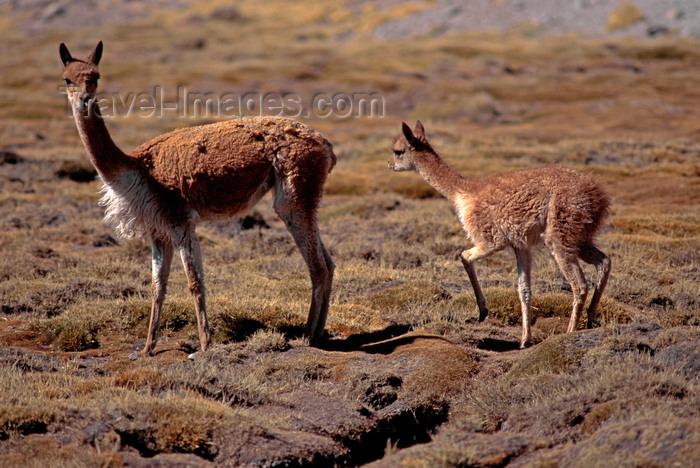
top-left (72, 102), bottom-right (133, 184)
top-left (413, 150), bottom-right (470, 201)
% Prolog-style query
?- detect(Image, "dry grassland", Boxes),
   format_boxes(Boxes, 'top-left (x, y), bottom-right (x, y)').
top-left (0, 1), bottom-right (698, 466)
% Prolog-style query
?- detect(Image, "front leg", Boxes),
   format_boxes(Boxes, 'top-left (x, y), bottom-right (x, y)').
top-left (133, 237), bottom-right (174, 359)
top-left (514, 248), bottom-right (533, 349)
top-left (177, 228), bottom-right (211, 353)
top-left (460, 245), bottom-right (498, 322)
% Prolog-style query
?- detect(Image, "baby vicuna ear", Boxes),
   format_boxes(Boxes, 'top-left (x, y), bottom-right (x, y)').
top-left (401, 122), bottom-right (415, 145)
top-left (401, 120), bottom-right (427, 147)
top-left (59, 42), bottom-right (73, 66)
top-left (413, 120), bottom-right (425, 139)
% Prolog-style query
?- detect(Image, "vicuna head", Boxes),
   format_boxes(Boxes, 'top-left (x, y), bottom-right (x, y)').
top-left (388, 120), bottom-right (434, 172)
top-left (59, 41), bottom-right (103, 115)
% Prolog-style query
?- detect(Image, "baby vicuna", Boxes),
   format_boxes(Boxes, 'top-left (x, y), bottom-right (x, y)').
top-left (60, 42), bottom-right (335, 357)
top-left (389, 121), bottom-right (611, 348)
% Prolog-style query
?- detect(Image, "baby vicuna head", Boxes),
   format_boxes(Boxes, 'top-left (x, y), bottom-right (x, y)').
top-left (388, 120), bottom-right (437, 172)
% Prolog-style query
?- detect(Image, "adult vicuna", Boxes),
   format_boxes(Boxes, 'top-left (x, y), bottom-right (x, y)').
top-left (389, 121), bottom-right (611, 348)
top-left (59, 41), bottom-right (336, 357)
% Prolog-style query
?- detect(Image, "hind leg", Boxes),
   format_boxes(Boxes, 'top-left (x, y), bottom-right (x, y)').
top-left (317, 236), bottom-right (335, 334)
top-left (274, 188), bottom-right (334, 345)
top-left (514, 248), bottom-right (533, 348)
top-left (580, 243), bottom-right (611, 328)
top-left (556, 254), bottom-right (588, 333)
top-left (546, 236), bottom-right (589, 333)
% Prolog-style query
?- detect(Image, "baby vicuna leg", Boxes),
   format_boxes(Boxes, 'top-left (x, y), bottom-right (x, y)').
top-left (579, 243), bottom-right (611, 328)
top-left (545, 233), bottom-right (590, 334)
top-left (514, 248), bottom-right (533, 348)
top-left (460, 244), bottom-right (502, 322)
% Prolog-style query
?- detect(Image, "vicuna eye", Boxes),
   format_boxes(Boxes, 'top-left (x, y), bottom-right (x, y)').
top-left (64, 78), bottom-right (73, 85)
top-left (393, 150), bottom-right (404, 157)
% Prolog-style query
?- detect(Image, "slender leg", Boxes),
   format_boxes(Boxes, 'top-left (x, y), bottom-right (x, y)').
top-left (580, 244), bottom-right (611, 328)
top-left (550, 247), bottom-right (589, 333)
top-left (460, 244), bottom-right (501, 322)
top-left (274, 201), bottom-right (333, 345)
top-left (291, 224), bottom-right (333, 344)
top-left (177, 228), bottom-right (211, 353)
top-left (137, 237), bottom-right (174, 358)
top-left (310, 234), bottom-right (335, 338)
top-left (514, 248), bottom-right (533, 348)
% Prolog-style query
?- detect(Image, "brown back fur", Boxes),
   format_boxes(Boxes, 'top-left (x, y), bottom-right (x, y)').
top-left (462, 166), bottom-right (609, 255)
top-left (127, 117), bottom-right (336, 233)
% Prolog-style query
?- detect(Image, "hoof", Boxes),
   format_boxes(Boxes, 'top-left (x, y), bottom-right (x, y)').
top-left (478, 308), bottom-right (489, 322)
top-left (519, 340), bottom-right (532, 349)
top-left (586, 319), bottom-right (601, 329)
top-left (130, 348), bottom-right (152, 360)
top-left (308, 331), bottom-right (326, 348)
top-left (308, 338), bottom-right (322, 348)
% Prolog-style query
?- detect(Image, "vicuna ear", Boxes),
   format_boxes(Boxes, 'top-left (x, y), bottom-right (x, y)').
top-left (414, 120), bottom-right (426, 139)
top-left (59, 42), bottom-right (73, 66)
top-left (401, 122), bottom-right (416, 145)
top-left (87, 41), bottom-right (103, 65)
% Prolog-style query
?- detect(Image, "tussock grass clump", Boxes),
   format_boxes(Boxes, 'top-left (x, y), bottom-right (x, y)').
top-left (484, 289), bottom-right (574, 326)
top-left (113, 366), bottom-right (167, 392)
top-left (212, 312), bottom-right (264, 343)
top-left (55, 325), bottom-right (99, 352)
top-left (359, 280), bottom-right (451, 312)
top-left (150, 396), bottom-right (225, 457)
top-left (581, 328), bottom-right (655, 367)
top-left (482, 288), bottom-right (522, 325)
top-left (159, 347), bottom-right (273, 406)
top-left (246, 329), bottom-right (290, 353)
top-left (104, 391), bottom-right (233, 459)
top-left (402, 344), bottom-right (479, 399)
top-left (160, 298), bottom-right (198, 332)
top-left (329, 304), bottom-right (392, 335)
top-left (506, 332), bottom-right (594, 378)
top-left (456, 351), bottom-right (697, 442)
top-left (119, 296), bottom-right (198, 336)
top-left (31, 300), bottom-right (113, 351)
top-left (481, 287), bottom-right (631, 330)
top-left (210, 303), bottom-right (304, 344)
top-left (3, 278), bottom-right (143, 318)
top-left (400, 294), bottom-right (477, 334)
